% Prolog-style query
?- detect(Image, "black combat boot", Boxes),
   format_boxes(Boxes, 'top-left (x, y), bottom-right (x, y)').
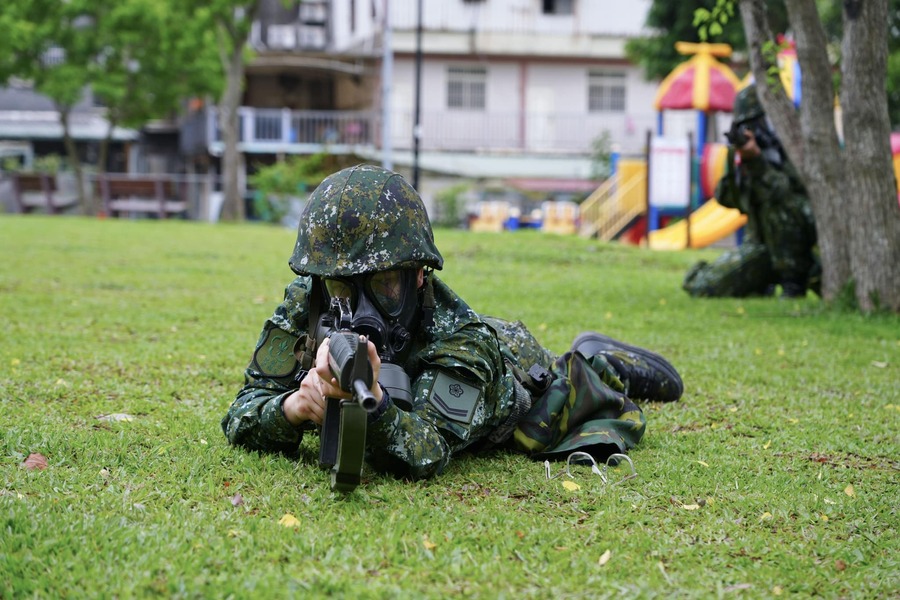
top-left (571, 332), bottom-right (684, 402)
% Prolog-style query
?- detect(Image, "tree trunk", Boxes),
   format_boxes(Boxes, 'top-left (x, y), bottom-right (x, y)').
top-left (739, 0), bottom-right (851, 300)
top-left (840, 0), bottom-right (900, 311)
top-left (58, 106), bottom-right (90, 214)
top-left (217, 33), bottom-right (247, 222)
top-left (783, 0), bottom-right (853, 300)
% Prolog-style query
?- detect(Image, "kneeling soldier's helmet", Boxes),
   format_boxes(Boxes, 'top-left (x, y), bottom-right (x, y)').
top-left (733, 83), bottom-right (765, 125)
top-left (289, 164), bottom-right (443, 277)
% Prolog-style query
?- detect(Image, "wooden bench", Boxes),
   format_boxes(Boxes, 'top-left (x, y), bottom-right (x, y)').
top-left (95, 175), bottom-right (187, 219)
top-left (11, 173), bottom-right (79, 215)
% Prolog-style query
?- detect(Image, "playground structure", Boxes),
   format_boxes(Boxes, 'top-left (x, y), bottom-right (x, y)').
top-left (578, 42), bottom-right (744, 248)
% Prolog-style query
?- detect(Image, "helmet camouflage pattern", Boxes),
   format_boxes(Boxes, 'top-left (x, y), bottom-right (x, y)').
top-left (289, 164), bottom-right (444, 277)
top-left (733, 83), bottom-right (765, 124)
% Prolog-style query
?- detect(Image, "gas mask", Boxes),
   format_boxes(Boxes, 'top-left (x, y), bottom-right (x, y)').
top-left (317, 269), bottom-right (420, 362)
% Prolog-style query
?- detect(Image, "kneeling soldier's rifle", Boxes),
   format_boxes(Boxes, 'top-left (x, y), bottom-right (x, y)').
top-left (315, 297), bottom-right (378, 492)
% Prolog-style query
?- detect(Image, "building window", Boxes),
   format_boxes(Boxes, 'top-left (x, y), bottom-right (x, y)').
top-left (543, 0), bottom-right (574, 15)
top-left (447, 66), bottom-right (486, 110)
top-left (588, 72), bottom-right (626, 112)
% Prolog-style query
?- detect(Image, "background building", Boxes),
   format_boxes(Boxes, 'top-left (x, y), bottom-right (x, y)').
top-left (2, 0), bottom-right (712, 216)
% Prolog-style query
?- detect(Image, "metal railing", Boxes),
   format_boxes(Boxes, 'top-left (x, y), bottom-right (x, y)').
top-left (198, 106), bottom-right (656, 156)
top-left (579, 169), bottom-right (647, 240)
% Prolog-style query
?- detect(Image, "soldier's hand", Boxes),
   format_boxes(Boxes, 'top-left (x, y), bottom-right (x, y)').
top-left (283, 371), bottom-right (327, 425)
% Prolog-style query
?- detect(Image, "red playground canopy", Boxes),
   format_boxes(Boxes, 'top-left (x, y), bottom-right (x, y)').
top-left (654, 42), bottom-right (740, 113)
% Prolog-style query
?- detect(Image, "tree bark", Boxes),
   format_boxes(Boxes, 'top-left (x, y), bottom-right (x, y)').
top-left (840, 0), bottom-right (900, 311)
top-left (218, 38), bottom-right (246, 222)
top-left (58, 105), bottom-right (90, 215)
top-left (783, 0), bottom-right (852, 300)
top-left (739, 0), bottom-right (851, 300)
top-left (219, 27), bottom-right (246, 221)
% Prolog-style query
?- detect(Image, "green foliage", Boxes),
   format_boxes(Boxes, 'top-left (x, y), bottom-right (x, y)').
top-left (589, 131), bottom-right (613, 181)
top-left (626, 1), bottom-right (787, 82)
top-left (693, 0), bottom-right (734, 42)
top-left (431, 183), bottom-right (469, 228)
top-left (32, 154), bottom-right (65, 174)
top-left (247, 153), bottom-right (331, 224)
top-left (1, 217), bottom-right (898, 597)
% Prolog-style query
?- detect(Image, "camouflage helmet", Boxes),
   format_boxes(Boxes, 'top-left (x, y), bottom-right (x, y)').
top-left (289, 164), bottom-right (443, 277)
top-left (733, 83), bottom-right (765, 125)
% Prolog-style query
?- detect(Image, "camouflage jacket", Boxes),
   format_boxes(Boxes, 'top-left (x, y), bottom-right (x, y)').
top-left (715, 149), bottom-right (813, 248)
top-left (714, 148), bottom-right (817, 282)
top-left (221, 274), bottom-right (522, 480)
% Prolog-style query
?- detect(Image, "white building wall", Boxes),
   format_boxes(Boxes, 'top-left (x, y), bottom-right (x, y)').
top-left (388, 0), bottom-right (652, 37)
top-left (317, 0), bottom-right (726, 174)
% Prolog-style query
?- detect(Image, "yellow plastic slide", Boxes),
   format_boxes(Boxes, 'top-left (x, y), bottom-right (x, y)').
top-left (648, 199), bottom-right (747, 250)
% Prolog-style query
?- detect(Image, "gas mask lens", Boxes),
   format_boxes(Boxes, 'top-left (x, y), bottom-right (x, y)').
top-left (323, 270), bottom-right (410, 317)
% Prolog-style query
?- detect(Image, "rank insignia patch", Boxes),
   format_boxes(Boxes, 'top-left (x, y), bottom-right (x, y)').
top-left (427, 372), bottom-right (481, 424)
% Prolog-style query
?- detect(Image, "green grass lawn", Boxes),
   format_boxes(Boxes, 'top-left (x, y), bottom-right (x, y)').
top-left (1, 215), bottom-right (897, 598)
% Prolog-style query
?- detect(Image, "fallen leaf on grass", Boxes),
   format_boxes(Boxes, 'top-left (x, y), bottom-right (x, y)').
top-left (422, 535), bottom-right (437, 550)
top-left (871, 361), bottom-right (887, 368)
top-left (21, 453), bottom-right (48, 470)
top-left (695, 460), bottom-right (709, 467)
top-left (598, 549), bottom-right (612, 566)
top-left (763, 440), bottom-right (771, 450)
top-left (96, 413), bottom-right (135, 422)
top-left (278, 513), bottom-right (300, 527)
top-left (759, 512), bottom-right (773, 521)
top-left (562, 480), bottom-right (580, 491)
top-left (820, 514), bottom-right (829, 522)
top-left (773, 585), bottom-right (783, 595)
top-left (844, 484), bottom-right (856, 497)
top-left (835, 559), bottom-right (847, 571)
top-left (231, 493), bottom-right (244, 507)
top-left (682, 504), bottom-right (701, 511)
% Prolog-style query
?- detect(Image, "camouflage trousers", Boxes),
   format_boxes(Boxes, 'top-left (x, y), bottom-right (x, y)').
top-left (682, 242), bottom-right (776, 297)
top-left (484, 318), bottom-right (647, 461)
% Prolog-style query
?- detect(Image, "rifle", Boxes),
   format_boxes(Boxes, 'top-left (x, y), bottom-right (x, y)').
top-left (315, 297), bottom-right (378, 492)
top-left (724, 118), bottom-right (785, 167)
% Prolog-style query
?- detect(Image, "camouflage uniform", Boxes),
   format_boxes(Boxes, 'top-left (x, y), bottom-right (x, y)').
top-left (222, 165), bottom-right (664, 481)
top-left (683, 85), bottom-right (819, 298)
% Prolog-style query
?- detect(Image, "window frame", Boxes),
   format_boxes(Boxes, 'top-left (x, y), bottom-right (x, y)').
top-left (588, 71), bottom-right (627, 113)
top-left (446, 65), bottom-right (487, 111)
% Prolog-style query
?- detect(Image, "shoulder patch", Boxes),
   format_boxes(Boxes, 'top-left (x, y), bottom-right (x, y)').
top-left (252, 328), bottom-right (299, 378)
top-left (427, 372), bottom-right (482, 424)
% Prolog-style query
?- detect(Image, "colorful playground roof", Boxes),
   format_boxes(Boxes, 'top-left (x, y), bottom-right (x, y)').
top-left (654, 42), bottom-right (740, 113)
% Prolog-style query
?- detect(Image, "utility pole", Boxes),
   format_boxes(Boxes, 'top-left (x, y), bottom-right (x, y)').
top-left (412, 0), bottom-right (423, 189)
top-left (381, 0), bottom-right (393, 171)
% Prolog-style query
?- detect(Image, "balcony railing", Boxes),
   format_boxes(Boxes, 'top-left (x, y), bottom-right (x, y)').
top-left (204, 108), bottom-right (378, 155)
top-left (191, 106), bottom-right (658, 157)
